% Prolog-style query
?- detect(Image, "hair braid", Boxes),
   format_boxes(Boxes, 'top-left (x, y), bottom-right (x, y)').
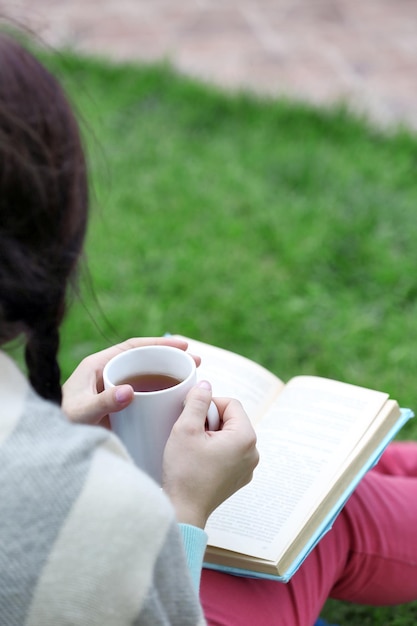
top-left (0, 34), bottom-right (88, 404)
top-left (25, 325), bottom-right (62, 405)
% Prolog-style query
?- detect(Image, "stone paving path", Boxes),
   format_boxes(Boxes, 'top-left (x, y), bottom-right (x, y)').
top-left (4, 0), bottom-right (417, 129)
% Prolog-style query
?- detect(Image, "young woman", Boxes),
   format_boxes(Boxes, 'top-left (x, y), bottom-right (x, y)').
top-left (1, 32), bottom-right (417, 626)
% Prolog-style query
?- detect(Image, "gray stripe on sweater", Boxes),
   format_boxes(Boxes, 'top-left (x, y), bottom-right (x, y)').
top-left (0, 389), bottom-right (109, 626)
top-left (135, 524), bottom-right (203, 626)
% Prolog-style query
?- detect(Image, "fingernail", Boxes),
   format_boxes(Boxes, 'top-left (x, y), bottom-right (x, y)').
top-left (197, 380), bottom-right (212, 391)
top-left (115, 386), bottom-right (132, 403)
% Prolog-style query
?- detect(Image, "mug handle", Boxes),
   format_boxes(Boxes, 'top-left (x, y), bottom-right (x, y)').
top-left (206, 401), bottom-right (220, 431)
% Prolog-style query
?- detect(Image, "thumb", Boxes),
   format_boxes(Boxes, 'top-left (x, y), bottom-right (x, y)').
top-left (179, 381), bottom-right (213, 430)
top-left (85, 385), bottom-right (135, 424)
top-left (107, 385), bottom-right (135, 414)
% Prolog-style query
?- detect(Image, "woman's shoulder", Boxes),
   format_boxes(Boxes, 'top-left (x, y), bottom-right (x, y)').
top-left (0, 375), bottom-right (183, 625)
top-left (0, 355), bottom-right (204, 625)
top-left (31, 386), bottom-right (174, 527)
top-left (0, 362), bottom-right (175, 546)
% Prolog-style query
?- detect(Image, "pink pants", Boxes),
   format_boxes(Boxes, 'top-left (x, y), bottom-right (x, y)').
top-left (200, 442), bottom-right (417, 626)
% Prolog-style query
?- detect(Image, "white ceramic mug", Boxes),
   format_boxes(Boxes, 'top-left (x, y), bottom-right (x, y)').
top-left (103, 345), bottom-right (219, 484)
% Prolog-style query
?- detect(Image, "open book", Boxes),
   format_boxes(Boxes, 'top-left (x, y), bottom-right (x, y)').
top-left (177, 335), bottom-right (413, 582)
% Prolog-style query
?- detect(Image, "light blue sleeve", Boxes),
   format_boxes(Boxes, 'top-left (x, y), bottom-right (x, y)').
top-left (178, 524), bottom-right (208, 590)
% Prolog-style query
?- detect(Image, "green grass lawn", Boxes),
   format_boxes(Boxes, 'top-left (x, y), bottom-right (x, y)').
top-left (35, 49), bottom-right (417, 624)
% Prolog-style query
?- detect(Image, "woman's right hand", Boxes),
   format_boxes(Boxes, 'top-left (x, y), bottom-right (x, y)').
top-left (162, 381), bottom-right (259, 529)
top-left (62, 336), bottom-right (200, 427)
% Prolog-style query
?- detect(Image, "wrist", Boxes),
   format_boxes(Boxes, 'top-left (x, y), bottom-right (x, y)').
top-left (165, 493), bottom-right (208, 528)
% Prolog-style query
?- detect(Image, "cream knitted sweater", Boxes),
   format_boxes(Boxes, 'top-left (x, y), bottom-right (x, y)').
top-left (0, 351), bottom-right (206, 625)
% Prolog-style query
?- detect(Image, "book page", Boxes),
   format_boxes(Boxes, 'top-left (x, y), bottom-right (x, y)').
top-left (179, 336), bottom-right (284, 424)
top-left (206, 376), bottom-right (389, 561)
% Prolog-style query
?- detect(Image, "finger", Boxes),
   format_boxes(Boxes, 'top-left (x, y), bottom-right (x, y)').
top-left (178, 381), bottom-right (213, 432)
top-left (116, 337), bottom-right (201, 365)
top-left (100, 415), bottom-right (112, 430)
top-left (212, 397), bottom-right (254, 433)
top-left (188, 353), bottom-right (202, 367)
top-left (112, 385), bottom-right (135, 410)
top-left (118, 336), bottom-right (190, 352)
top-left (87, 337), bottom-right (196, 376)
top-left (83, 385), bottom-right (134, 424)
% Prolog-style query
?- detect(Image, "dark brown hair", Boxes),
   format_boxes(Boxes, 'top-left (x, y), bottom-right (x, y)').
top-left (0, 33), bottom-right (88, 404)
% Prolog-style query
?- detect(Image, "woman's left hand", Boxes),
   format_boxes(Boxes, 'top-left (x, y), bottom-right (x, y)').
top-left (62, 336), bottom-right (199, 427)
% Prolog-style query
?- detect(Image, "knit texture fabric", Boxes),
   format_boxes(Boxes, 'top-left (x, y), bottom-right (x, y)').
top-left (0, 351), bottom-right (205, 626)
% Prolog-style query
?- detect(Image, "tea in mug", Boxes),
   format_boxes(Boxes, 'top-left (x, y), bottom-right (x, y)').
top-left (117, 373), bottom-right (182, 392)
